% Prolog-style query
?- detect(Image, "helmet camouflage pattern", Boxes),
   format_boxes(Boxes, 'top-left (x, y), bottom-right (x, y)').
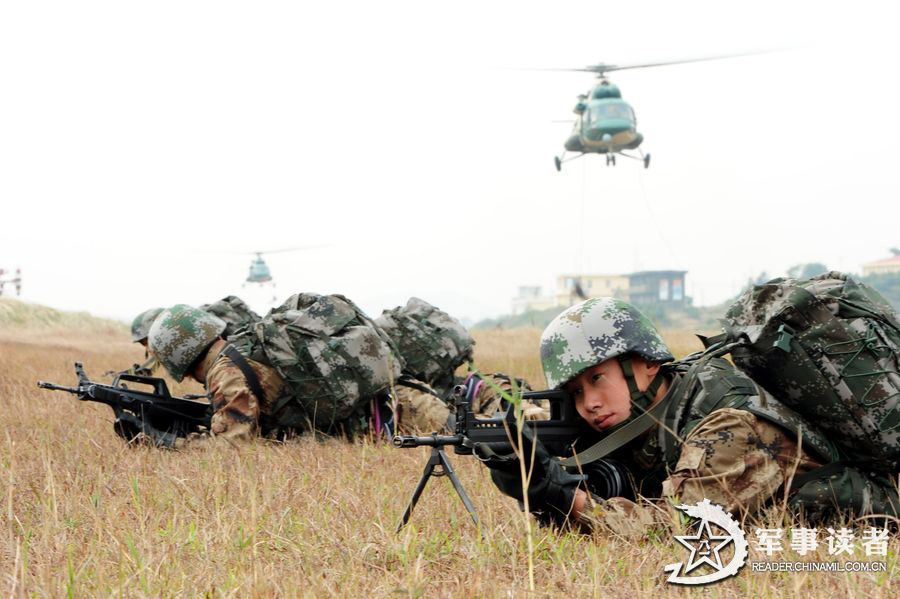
top-left (540, 297), bottom-right (673, 389)
top-left (148, 304), bottom-right (226, 382)
top-left (131, 307), bottom-right (164, 343)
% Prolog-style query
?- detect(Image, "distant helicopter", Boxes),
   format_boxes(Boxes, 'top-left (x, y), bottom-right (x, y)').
top-left (240, 246), bottom-right (324, 303)
top-left (551, 53), bottom-right (762, 171)
top-left (246, 253), bottom-right (275, 284)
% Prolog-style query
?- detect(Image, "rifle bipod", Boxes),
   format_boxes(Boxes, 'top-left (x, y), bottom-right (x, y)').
top-left (396, 444), bottom-right (479, 533)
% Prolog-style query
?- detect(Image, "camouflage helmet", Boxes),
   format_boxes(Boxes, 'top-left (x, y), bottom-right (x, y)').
top-left (148, 304), bottom-right (226, 382)
top-left (540, 297), bottom-right (673, 389)
top-left (131, 307), bottom-right (164, 343)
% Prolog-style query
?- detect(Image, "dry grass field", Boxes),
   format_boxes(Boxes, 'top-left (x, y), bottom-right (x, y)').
top-left (0, 313), bottom-right (896, 598)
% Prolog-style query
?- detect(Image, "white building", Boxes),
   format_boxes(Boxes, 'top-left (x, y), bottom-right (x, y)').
top-left (863, 250), bottom-right (900, 276)
top-left (511, 286), bottom-right (557, 315)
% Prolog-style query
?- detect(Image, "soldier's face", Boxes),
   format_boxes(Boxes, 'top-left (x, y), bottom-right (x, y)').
top-left (565, 358), bottom-right (660, 432)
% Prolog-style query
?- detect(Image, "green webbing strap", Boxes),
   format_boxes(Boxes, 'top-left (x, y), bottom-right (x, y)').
top-left (222, 345), bottom-right (267, 407)
top-left (697, 332), bottom-right (728, 349)
top-left (785, 462), bottom-right (848, 492)
top-left (619, 356), bottom-right (667, 413)
top-left (558, 383), bottom-right (676, 468)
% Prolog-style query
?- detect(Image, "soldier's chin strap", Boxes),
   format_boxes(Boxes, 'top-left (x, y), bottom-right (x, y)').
top-left (557, 356), bottom-right (670, 468)
top-left (618, 356), bottom-right (667, 416)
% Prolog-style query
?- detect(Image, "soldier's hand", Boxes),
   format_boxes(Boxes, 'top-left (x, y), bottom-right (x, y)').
top-left (475, 427), bottom-right (584, 525)
top-left (113, 410), bottom-right (177, 448)
top-left (113, 409), bottom-right (143, 442)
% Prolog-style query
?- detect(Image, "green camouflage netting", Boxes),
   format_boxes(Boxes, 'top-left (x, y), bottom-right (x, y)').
top-left (231, 293), bottom-right (402, 431)
top-left (200, 295), bottom-right (261, 339)
top-left (723, 271), bottom-right (900, 470)
top-left (375, 297), bottom-right (474, 395)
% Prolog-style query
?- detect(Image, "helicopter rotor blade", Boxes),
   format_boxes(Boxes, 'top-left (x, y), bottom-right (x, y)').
top-left (513, 49), bottom-right (776, 76)
top-left (251, 244), bottom-right (328, 255)
top-left (586, 49), bottom-right (775, 74)
top-left (212, 244), bottom-right (329, 256)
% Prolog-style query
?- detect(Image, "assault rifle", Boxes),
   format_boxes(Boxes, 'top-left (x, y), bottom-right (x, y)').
top-left (392, 377), bottom-right (590, 531)
top-left (38, 362), bottom-right (212, 447)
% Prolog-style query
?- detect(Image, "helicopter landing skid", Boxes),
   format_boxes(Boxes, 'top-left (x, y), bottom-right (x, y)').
top-left (554, 152), bottom-right (586, 171)
top-left (617, 150), bottom-right (651, 169)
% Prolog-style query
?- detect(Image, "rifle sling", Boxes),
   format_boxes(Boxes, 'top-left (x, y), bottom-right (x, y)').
top-left (396, 376), bottom-right (440, 398)
top-left (222, 345), bottom-right (267, 407)
top-left (558, 390), bottom-right (676, 468)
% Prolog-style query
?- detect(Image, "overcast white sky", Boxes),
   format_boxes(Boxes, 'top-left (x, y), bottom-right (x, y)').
top-left (1, 1), bottom-right (897, 323)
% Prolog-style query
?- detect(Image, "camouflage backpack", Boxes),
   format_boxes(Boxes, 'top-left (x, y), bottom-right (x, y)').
top-left (375, 297), bottom-right (475, 395)
top-left (199, 296), bottom-right (261, 339)
top-left (720, 271), bottom-right (900, 472)
top-left (229, 293), bottom-right (402, 432)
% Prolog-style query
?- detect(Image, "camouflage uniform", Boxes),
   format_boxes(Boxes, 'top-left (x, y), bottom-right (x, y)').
top-left (148, 300), bottom-right (540, 445)
top-left (391, 379), bottom-right (451, 434)
top-left (575, 367), bottom-right (825, 533)
top-left (185, 338), bottom-right (287, 444)
top-left (377, 297), bottom-right (550, 426)
top-left (375, 297), bottom-right (475, 399)
top-left (179, 340), bottom-right (457, 445)
top-left (147, 304), bottom-right (459, 445)
top-left (520, 297), bottom-right (890, 532)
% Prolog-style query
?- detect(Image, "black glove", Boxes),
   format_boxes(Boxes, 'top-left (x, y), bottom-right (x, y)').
top-left (113, 409), bottom-right (143, 442)
top-left (475, 427), bottom-right (585, 525)
top-left (113, 410), bottom-right (178, 448)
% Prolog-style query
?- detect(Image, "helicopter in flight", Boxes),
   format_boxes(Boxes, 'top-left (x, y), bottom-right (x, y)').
top-left (246, 252), bottom-right (275, 284)
top-left (240, 246), bottom-right (324, 303)
top-left (551, 53), bottom-right (763, 171)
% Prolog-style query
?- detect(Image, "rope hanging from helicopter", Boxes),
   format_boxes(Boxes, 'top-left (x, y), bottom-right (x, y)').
top-left (570, 158), bottom-right (681, 281)
top-left (635, 165), bottom-right (681, 269)
top-left (578, 156), bottom-right (587, 274)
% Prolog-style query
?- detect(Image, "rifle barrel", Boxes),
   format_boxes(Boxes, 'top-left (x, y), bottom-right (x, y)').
top-left (37, 382), bottom-right (82, 394)
top-left (392, 434), bottom-right (464, 448)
